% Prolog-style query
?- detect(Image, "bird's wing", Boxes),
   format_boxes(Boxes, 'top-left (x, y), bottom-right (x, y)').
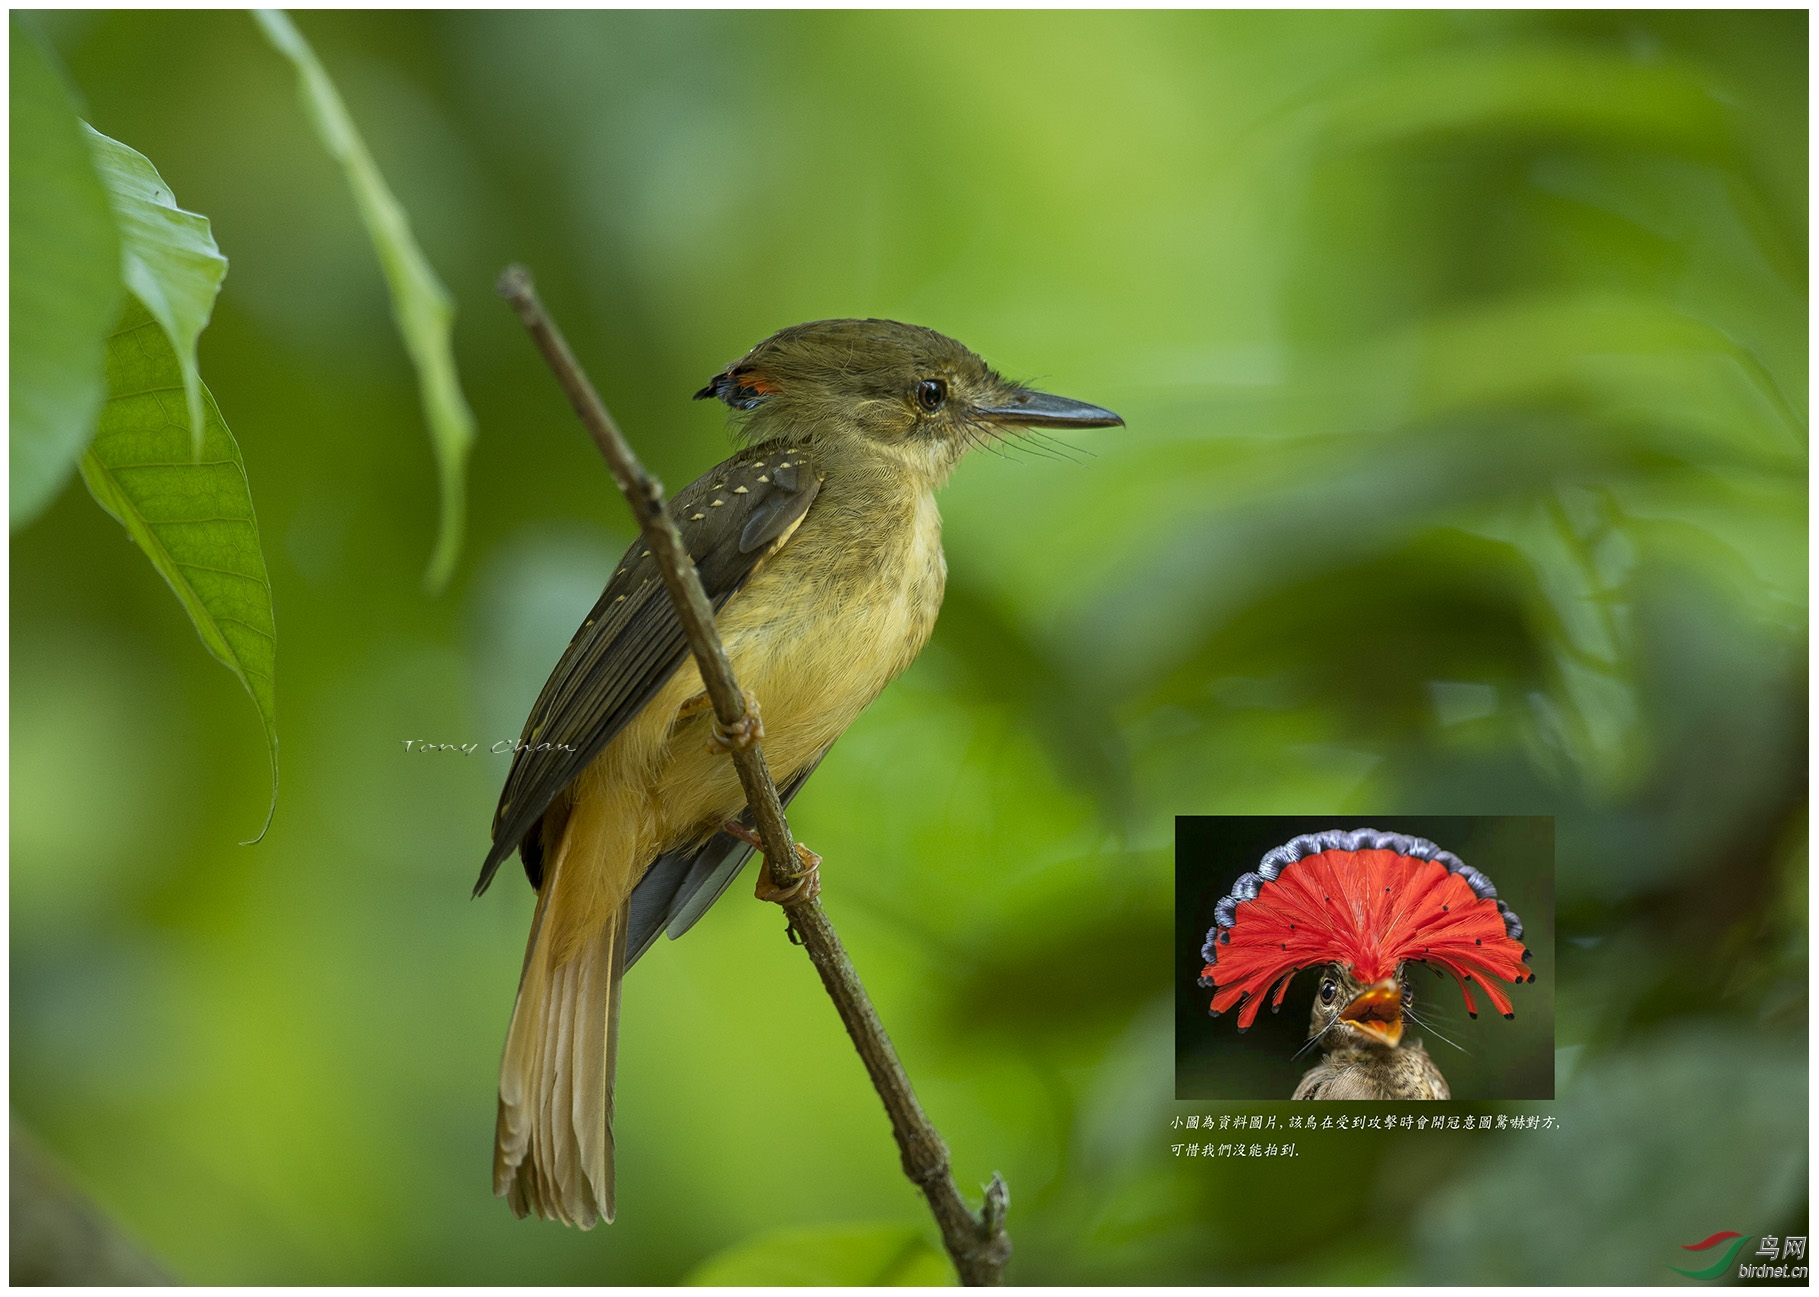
top-left (475, 441), bottom-right (823, 897)
top-left (623, 749), bottom-right (828, 967)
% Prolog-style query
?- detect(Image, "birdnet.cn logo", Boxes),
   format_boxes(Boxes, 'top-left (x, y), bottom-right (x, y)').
top-left (1670, 1232), bottom-right (1807, 1281)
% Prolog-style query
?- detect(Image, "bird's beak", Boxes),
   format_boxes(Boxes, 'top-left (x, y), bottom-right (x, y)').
top-left (977, 388), bottom-right (1124, 428)
top-left (1339, 979), bottom-right (1404, 1048)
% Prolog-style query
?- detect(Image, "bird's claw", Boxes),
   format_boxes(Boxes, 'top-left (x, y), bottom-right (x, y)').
top-left (757, 844), bottom-right (822, 905)
top-left (720, 819), bottom-right (821, 905)
top-left (705, 690), bottom-right (764, 753)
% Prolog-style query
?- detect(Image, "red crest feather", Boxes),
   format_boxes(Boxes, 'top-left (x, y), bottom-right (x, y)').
top-left (1197, 829), bottom-right (1532, 1030)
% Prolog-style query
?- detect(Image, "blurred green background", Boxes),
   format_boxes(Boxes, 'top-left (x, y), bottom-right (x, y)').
top-left (11, 9), bottom-right (1805, 1285)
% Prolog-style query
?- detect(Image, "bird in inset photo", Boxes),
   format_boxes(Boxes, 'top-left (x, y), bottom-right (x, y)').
top-left (476, 319), bottom-right (1122, 1226)
top-left (1197, 829), bottom-right (1533, 1100)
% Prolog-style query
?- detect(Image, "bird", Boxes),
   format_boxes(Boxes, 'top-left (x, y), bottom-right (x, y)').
top-left (1195, 828), bottom-right (1534, 1101)
top-left (1289, 964), bottom-right (1449, 1100)
top-left (475, 318), bottom-right (1123, 1227)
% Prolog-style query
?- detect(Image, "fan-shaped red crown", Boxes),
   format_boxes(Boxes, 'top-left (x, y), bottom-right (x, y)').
top-left (1196, 829), bottom-right (1532, 1030)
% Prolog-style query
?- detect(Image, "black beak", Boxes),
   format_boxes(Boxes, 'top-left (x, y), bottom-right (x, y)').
top-left (977, 388), bottom-right (1124, 429)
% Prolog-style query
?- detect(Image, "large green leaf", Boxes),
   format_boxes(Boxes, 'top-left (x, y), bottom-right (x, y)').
top-left (81, 299), bottom-right (278, 842)
top-left (85, 126), bottom-right (227, 460)
top-left (252, 7), bottom-right (476, 594)
top-left (9, 23), bottom-right (121, 527)
top-left (685, 1223), bottom-right (956, 1286)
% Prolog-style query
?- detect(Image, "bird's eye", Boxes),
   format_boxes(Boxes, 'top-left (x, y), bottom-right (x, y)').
top-left (916, 378), bottom-right (947, 412)
top-left (1320, 980), bottom-right (1337, 1005)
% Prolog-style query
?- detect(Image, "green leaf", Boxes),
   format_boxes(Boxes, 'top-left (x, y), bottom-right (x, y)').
top-left (685, 1223), bottom-right (957, 1286)
top-left (252, 7), bottom-right (476, 594)
top-left (81, 298), bottom-right (278, 842)
top-left (84, 126), bottom-right (227, 460)
top-left (9, 22), bottom-right (121, 528)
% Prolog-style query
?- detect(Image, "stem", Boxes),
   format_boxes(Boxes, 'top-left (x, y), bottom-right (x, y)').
top-left (496, 265), bottom-right (1011, 1285)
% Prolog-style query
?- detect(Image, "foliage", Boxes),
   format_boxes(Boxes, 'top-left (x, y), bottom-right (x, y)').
top-left (10, 25), bottom-right (278, 832)
top-left (10, 23), bottom-right (119, 524)
top-left (254, 7), bottom-right (477, 593)
top-left (11, 9), bottom-right (1804, 1286)
top-left (87, 124), bottom-right (227, 457)
top-left (79, 300), bottom-right (279, 843)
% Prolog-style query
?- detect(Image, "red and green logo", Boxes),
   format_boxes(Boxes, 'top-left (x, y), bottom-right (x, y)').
top-left (1670, 1231), bottom-right (1750, 1280)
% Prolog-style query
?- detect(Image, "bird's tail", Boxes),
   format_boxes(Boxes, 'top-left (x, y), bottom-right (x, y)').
top-left (493, 846), bottom-right (626, 1228)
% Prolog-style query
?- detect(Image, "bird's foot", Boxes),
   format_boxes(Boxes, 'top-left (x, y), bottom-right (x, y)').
top-left (705, 690), bottom-right (764, 753)
top-left (758, 845), bottom-right (821, 905)
top-left (720, 819), bottom-right (822, 905)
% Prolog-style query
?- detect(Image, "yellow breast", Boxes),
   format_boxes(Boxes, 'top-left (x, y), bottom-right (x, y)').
top-left (550, 469), bottom-right (947, 955)
top-left (631, 475), bottom-right (946, 846)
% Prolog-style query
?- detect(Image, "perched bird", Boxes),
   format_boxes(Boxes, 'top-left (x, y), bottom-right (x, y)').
top-left (1196, 828), bottom-right (1533, 1101)
top-left (476, 319), bottom-right (1122, 1226)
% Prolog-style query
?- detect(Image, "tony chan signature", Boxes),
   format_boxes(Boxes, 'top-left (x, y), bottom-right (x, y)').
top-left (401, 739), bottom-right (578, 755)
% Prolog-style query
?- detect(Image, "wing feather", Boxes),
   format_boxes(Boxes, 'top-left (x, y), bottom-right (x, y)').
top-left (623, 751), bottom-right (828, 967)
top-left (475, 442), bottom-right (823, 896)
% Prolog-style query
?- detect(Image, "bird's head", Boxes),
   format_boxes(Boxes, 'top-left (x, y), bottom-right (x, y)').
top-left (694, 318), bottom-right (1121, 482)
top-left (1308, 964), bottom-right (1413, 1051)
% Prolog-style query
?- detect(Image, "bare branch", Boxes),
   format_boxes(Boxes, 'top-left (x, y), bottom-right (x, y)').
top-left (495, 266), bottom-right (1010, 1285)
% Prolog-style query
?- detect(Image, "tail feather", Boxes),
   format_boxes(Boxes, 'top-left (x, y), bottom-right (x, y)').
top-left (494, 883), bottom-right (549, 1205)
top-left (558, 961), bottom-right (582, 1194)
top-left (592, 924), bottom-right (624, 1205)
top-left (495, 850), bottom-right (626, 1227)
top-left (538, 960), bottom-right (570, 1208)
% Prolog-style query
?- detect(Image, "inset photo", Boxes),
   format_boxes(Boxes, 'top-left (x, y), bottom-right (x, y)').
top-left (1176, 816), bottom-right (1553, 1100)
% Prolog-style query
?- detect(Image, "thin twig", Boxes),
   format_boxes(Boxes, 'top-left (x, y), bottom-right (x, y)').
top-left (496, 265), bottom-right (1011, 1286)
